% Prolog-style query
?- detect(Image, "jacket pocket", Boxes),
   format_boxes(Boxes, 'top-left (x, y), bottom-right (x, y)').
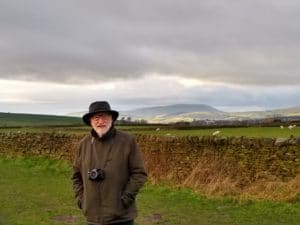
top-left (118, 191), bottom-right (125, 210)
top-left (120, 191), bottom-right (134, 208)
top-left (115, 191), bottom-right (130, 218)
top-left (81, 196), bottom-right (88, 216)
top-left (77, 197), bottom-right (82, 209)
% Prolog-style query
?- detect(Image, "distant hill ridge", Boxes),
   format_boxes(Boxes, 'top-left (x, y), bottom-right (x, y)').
top-left (272, 106), bottom-right (300, 116)
top-left (121, 104), bottom-right (221, 118)
top-left (67, 104), bottom-right (300, 123)
top-left (3, 104), bottom-right (299, 126)
top-left (68, 103), bottom-right (221, 118)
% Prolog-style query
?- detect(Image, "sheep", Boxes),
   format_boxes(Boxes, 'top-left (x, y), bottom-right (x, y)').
top-left (212, 130), bottom-right (220, 136)
top-left (288, 125), bottom-right (296, 129)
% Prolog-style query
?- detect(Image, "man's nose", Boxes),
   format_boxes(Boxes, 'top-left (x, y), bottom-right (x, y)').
top-left (96, 119), bottom-right (106, 125)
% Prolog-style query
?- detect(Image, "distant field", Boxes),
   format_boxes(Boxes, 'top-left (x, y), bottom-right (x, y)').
top-left (0, 157), bottom-right (299, 225)
top-left (131, 126), bottom-right (300, 138)
top-left (0, 125), bottom-right (299, 138)
top-left (0, 112), bottom-right (299, 137)
top-left (0, 112), bottom-right (82, 127)
top-left (0, 126), bottom-right (89, 134)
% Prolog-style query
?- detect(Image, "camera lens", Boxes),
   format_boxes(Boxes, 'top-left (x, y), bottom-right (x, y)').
top-left (88, 169), bottom-right (105, 181)
top-left (91, 171), bottom-right (98, 179)
top-left (89, 170), bottom-right (98, 179)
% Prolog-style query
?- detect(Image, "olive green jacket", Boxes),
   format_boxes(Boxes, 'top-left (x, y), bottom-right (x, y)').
top-left (71, 128), bottom-right (147, 225)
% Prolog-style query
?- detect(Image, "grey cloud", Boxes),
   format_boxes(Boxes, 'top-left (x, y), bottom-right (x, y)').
top-left (0, 0), bottom-right (300, 85)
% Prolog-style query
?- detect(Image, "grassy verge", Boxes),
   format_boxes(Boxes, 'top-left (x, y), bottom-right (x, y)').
top-left (132, 126), bottom-right (300, 138)
top-left (0, 126), bottom-right (300, 138)
top-left (0, 157), bottom-right (83, 225)
top-left (0, 157), bottom-right (300, 225)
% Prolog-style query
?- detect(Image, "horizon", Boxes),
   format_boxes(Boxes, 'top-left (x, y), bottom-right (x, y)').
top-left (1, 103), bottom-right (299, 117)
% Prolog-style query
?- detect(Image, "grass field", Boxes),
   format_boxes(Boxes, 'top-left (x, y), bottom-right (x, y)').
top-left (130, 126), bottom-right (300, 138)
top-left (0, 125), bottom-right (299, 138)
top-left (0, 157), bottom-right (300, 225)
top-left (0, 111), bottom-right (299, 138)
top-left (0, 112), bottom-right (81, 127)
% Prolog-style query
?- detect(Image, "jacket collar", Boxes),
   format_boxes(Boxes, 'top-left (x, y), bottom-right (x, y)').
top-left (91, 125), bottom-right (116, 142)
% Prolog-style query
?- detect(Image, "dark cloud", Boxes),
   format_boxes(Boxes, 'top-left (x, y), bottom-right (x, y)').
top-left (0, 0), bottom-right (300, 85)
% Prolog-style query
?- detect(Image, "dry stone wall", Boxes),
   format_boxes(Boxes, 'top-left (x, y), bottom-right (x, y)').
top-left (139, 135), bottom-right (300, 186)
top-left (0, 132), bottom-right (81, 161)
top-left (1, 132), bottom-right (299, 193)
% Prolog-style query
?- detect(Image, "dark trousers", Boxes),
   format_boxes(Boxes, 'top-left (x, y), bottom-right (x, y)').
top-left (109, 221), bottom-right (134, 225)
top-left (87, 220), bottom-right (134, 225)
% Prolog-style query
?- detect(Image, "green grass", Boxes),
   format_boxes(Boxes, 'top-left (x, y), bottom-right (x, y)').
top-left (0, 157), bottom-right (83, 225)
top-left (133, 126), bottom-right (300, 138)
top-left (0, 112), bottom-right (82, 127)
top-left (0, 126), bottom-right (90, 135)
top-left (0, 157), bottom-right (300, 225)
top-left (0, 111), bottom-right (299, 138)
top-left (0, 125), bottom-right (300, 138)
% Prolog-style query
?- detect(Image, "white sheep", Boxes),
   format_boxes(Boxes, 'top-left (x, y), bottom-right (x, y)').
top-left (212, 130), bottom-right (220, 136)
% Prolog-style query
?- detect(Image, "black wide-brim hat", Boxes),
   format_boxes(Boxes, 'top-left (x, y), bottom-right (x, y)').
top-left (82, 101), bottom-right (119, 126)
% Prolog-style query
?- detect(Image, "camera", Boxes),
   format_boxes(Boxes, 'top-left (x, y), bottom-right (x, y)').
top-left (88, 169), bottom-right (105, 181)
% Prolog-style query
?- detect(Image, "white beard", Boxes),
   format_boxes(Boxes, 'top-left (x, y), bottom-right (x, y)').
top-left (94, 121), bottom-right (112, 138)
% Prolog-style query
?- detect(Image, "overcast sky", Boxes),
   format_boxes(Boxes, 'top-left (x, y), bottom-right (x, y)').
top-left (0, 0), bottom-right (299, 115)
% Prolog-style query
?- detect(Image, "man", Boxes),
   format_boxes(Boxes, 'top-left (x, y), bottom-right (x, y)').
top-left (71, 101), bottom-right (147, 225)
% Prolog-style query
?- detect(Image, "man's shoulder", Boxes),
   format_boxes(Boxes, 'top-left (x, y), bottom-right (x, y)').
top-left (115, 129), bottom-right (135, 142)
top-left (78, 133), bottom-right (92, 145)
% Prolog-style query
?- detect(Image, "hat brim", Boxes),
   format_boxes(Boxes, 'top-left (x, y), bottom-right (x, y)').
top-left (82, 110), bottom-right (119, 126)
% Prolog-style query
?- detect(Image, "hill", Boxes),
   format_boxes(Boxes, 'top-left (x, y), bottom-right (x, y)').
top-left (68, 104), bottom-right (300, 123)
top-left (272, 106), bottom-right (300, 116)
top-left (119, 104), bottom-right (225, 123)
top-left (68, 104), bottom-right (224, 123)
top-left (120, 105), bottom-right (300, 123)
top-left (230, 106), bottom-right (300, 120)
top-left (122, 103), bottom-right (220, 117)
top-left (0, 112), bottom-right (82, 127)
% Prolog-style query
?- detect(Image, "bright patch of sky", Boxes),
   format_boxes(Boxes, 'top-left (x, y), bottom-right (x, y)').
top-left (1, 76), bottom-right (299, 115)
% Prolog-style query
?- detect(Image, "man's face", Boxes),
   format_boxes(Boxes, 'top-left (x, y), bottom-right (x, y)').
top-left (90, 112), bottom-right (113, 137)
